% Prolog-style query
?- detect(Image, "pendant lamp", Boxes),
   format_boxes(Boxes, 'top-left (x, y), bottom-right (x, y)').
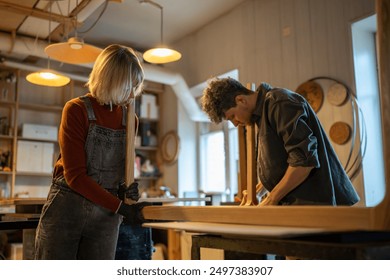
top-left (45, 37), bottom-right (102, 64)
top-left (26, 68), bottom-right (70, 87)
top-left (141, 0), bottom-right (182, 64)
top-left (27, 2), bottom-right (70, 87)
top-left (44, 0), bottom-right (103, 64)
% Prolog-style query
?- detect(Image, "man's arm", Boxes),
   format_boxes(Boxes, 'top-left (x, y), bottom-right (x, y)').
top-left (259, 165), bottom-right (313, 206)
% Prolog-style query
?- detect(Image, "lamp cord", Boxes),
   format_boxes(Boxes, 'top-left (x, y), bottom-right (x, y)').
top-left (47, 1), bottom-right (52, 70)
top-left (141, 0), bottom-right (164, 45)
top-left (78, 0), bottom-right (109, 34)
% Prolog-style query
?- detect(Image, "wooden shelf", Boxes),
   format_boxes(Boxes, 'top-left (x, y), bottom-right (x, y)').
top-left (0, 134), bottom-right (13, 140)
top-left (15, 171), bottom-right (52, 177)
top-left (18, 102), bottom-right (63, 112)
top-left (0, 100), bottom-right (16, 107)
top-left (16, 137), bottom-right (58, 144)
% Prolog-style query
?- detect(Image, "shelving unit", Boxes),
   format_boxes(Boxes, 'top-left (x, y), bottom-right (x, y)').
top-left (134, 82), bottom-right (164, 197)
top-left (0, 67), bottom-right (77, 200)
top-left (0, 68), bottom-right (18, 200)
top-left (0, 66), bottom-right (165, 201)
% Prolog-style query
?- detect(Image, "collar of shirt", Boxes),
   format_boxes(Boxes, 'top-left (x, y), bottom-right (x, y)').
top-left (250, 82), bottom-right (273, 124)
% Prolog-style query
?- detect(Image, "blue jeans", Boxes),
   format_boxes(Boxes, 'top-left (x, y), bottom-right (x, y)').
top-left (115, 224), bottom-right (153, 260)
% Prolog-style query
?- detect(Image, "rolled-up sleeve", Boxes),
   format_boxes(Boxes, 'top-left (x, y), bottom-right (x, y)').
top-left (269, 99), bottom-right (320, 168)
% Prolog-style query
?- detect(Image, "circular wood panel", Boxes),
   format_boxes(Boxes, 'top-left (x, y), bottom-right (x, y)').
top-left (327, 82), bottom-right (348, 106)
top-left (160, 130), bottom-right (180, 164)
top-left (295, 81), bottom-right (324, 113)
top-left (329, 121), bottom-right (351, 145)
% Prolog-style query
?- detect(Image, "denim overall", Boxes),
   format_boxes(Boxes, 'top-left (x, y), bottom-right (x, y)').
top-left (35, 96), bottom-right (152, 259)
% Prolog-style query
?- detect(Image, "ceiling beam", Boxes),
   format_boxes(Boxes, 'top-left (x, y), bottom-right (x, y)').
top-left (0, 0), bottom-right (74, 24)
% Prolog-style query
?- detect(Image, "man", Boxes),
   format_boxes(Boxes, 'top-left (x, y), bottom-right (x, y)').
top-left (201, 77), bottom-right (359, 206)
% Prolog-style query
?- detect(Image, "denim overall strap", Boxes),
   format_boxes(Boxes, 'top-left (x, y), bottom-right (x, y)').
top-left (79, 95), bottom-right (97, 121)
top-left (81, 96), bottom-right (126, 190)
top-left (122, 105), bottom-right (127, 127)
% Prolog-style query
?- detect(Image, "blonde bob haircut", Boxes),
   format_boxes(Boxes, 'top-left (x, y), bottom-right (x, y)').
top-left (86, 44), bottom-right (144, 106)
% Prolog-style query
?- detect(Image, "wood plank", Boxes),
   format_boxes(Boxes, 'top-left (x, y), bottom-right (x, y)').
top-left (237, 126), bottom-right (246, 200)
top-left (167, 229), bottom-right (181, 260)
top-left (191, 234), bottom-right (390, 260)
top-left (143, 205), bottom-right (374, 231)
top-left (244, 124), bottom-right (258, 206)
top-left (124, 101), bottom-right (135, 204)
top-left (143, 221), bottom-right (334, 238)
top-left (373, 0), bottom-right (390, 230)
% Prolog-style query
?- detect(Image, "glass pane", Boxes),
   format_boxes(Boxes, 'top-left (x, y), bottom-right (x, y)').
top-left (228, 127), bottom-right (239, 199)
top-left (200, 131), bottom-right (226, 192)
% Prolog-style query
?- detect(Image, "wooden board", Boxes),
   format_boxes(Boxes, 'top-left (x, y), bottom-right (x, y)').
top-left (244, 124), bottom-right (258, 206)
top-left (237, 126), bottom-right (246, 199)
top-left (143, 205), bottom-right (374, 231)
top-left (143, 221), bottom-right (333, 238)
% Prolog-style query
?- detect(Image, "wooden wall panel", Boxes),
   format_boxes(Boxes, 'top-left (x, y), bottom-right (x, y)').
top-left (293, 0), bottom-right (314, 84)
top-left (280, 0), bottom-right (299, 89)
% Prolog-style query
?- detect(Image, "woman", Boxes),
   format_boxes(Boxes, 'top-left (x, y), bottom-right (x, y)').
top-left (35, 44), bottom-right (151, 260)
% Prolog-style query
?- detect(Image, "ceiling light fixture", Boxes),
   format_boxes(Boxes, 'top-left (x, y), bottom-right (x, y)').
top-left (26, 68), bottom-right (71, 87)
top-left (44, 0), bottom-right (103, 64)
top-left (141, 0), bottom-right (181, 64)
top-left (27, 1), bottom-right (70, 87)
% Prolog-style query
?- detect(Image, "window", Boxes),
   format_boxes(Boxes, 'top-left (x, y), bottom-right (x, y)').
top-left (199, 121), bottom-right (238, 202)
top-left (352, 14), bottom-right (385, 206)
top-left (189, 69), bottom-right (240, 202)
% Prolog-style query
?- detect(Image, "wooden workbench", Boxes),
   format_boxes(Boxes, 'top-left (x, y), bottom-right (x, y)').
top-left (143, 221), bottom-right (390, 260)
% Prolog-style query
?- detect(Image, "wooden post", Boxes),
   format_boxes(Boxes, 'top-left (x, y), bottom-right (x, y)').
top-left (244, 83), bottom-right (258, 206)
top-left (167, 229), bottom-right (182, 260)
top-left (374, 0), bottom-right (390, 229)
top-left (237, 126), bottom-right (247, 200)
top-left (244, 123), bottom-right (258, 206)
top-left (124, 101), bottom-right (136, 204)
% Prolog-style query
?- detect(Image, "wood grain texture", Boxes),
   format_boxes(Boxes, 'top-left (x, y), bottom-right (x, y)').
top-left (244, 124), bottom-right (258, 206)
top-left (124, 101), bottom-right (135, 204)
top-left (143, 205), bottom-right (374, 231)
top-left (237, 126), bottom-right (247, 199)
top-left (373, 0), bottom-right (390, 230)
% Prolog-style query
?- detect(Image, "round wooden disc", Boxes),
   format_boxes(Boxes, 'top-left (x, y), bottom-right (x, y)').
top-left (160, 130), bottom-right (180, 164)
top-left (329, 121), bottom-right (351, 145)
top-left (295, 81), bottom-right (324, 113)
top-left (327, 82), bottom-right (348, 106)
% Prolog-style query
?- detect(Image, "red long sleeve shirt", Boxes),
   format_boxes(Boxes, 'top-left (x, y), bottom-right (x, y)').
top-left (52, 93), bottom-right (124, 213)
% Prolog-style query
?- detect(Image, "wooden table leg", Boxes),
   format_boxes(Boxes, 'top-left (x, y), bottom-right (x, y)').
top-left (191, 235), bottom-right (201, 260)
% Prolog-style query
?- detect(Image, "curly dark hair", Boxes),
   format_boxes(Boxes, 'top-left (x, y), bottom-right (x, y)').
top-left (200, 77), bottom-right (252, 123)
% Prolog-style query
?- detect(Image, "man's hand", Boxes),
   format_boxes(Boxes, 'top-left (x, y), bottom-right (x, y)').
top-left (118, 182), bottom-right (140, 202)
top-left (259, 193), bottom-right (279, 206)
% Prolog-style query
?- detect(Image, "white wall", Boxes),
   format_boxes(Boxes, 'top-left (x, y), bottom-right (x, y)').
top-left (158, 86), bottom-right (179, 195)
